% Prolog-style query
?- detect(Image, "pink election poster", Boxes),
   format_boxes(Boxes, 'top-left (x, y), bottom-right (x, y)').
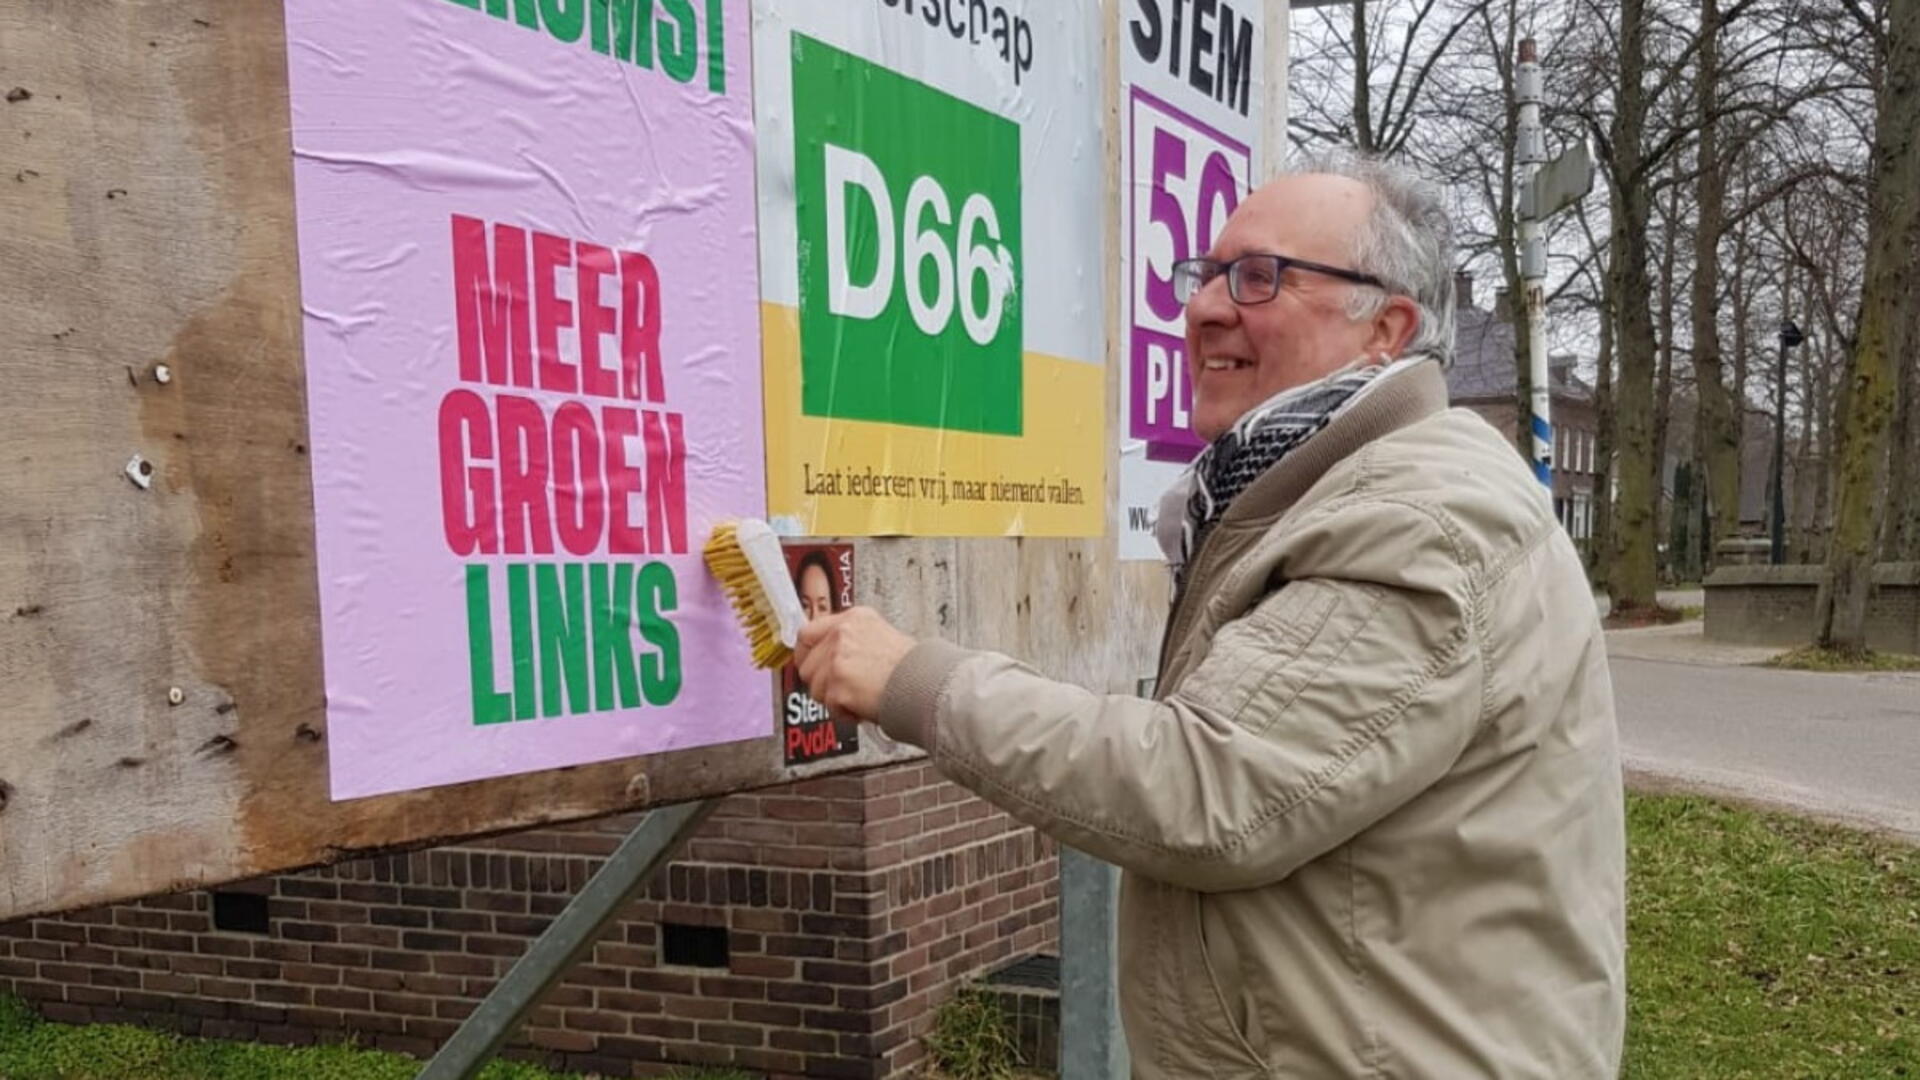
top-left (283, 0), bottom-right (768, 799)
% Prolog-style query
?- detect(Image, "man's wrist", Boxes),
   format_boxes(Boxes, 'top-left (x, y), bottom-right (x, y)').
top-left (876, 639), bottom-right (976, 754)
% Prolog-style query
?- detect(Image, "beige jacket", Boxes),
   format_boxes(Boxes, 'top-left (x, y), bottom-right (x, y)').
top-left (879, 361), bottom-right (1626, 1078)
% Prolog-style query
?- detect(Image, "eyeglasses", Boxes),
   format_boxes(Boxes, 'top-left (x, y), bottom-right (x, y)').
top-left (1171, 253), bottom-right (1386, 306)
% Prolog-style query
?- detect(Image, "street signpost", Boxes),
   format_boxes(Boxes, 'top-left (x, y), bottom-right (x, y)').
top-left (1516, 39), bottom-right (1595, 491)
top-left (1523, 140), bottom-right (1596, 223)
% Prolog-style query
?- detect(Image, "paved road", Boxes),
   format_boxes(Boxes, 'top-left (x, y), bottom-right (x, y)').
top-left (1611, 652), bottom-right (1920, 841)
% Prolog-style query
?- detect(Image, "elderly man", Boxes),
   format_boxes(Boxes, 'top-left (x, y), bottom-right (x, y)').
top-left (796, 155), bottom-right (1625, 1078)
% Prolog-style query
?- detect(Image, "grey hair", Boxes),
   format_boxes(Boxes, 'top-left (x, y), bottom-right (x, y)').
top-left (1290, 150), bottom-right (1456, 364)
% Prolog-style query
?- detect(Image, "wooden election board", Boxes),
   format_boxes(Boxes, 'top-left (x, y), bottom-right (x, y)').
top-left (0, 0), bottom-right (1172, 922)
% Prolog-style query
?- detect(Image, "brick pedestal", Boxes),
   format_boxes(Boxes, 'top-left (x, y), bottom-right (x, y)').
top-left (1, 763), bottom-right (1059, 1079)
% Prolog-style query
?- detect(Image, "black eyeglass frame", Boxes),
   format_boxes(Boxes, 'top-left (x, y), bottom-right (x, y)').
top-left (1172, 253), bottom-right (1387, 306)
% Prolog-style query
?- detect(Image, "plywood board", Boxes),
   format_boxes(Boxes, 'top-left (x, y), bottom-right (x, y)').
top-left (0, 0), bottom-right (1169, 923)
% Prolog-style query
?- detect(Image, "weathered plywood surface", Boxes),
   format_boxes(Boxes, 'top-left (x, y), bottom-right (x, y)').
top-left (0, 1), bottom-right (1169, 922)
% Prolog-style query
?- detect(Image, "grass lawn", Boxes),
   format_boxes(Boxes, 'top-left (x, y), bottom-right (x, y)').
top-left (0, 997), bottom-right (567, 1080)
top-left (1763, 645), bottom-right (1920, 673)
top-left (1624, 795), bottom-right (1920, 1077)
top-left (4, 795), bottom-right (1917, 1078)
top-left (0, 993), bottom-right (747, 1080)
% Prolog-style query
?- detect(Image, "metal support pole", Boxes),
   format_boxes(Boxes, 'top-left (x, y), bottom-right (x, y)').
top-left (1517, 38), bottom-right (1552, 491)
top-left (1258, 0), bottom-right (1292, 182)
top-left (418, 799), bottom-right (718, 1080)
top-left (1058, 847), bottom-right (1128, 1080)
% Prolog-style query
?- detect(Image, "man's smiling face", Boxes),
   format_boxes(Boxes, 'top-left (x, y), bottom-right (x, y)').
top-left (1184, 173), bottom-right (1406, 442)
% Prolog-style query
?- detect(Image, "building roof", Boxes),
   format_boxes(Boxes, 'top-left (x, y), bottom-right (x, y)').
top-left (1445, 299), bottom-right (1594, 407)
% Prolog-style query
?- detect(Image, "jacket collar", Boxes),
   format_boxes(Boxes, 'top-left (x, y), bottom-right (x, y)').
top-left (1215, 358), bottom-right (1450, 532)
top-left (1156, 360), bottom-right (1451, 680)
top-left (1152, 359), bottom-right (1452, 568)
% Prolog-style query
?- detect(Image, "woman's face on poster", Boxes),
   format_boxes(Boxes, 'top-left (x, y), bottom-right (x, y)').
top-left (797, 563), bottom-right (835, 622)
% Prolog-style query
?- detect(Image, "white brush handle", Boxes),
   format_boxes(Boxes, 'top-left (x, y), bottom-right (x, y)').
top-left (733, 519), bottom-right (806, 649)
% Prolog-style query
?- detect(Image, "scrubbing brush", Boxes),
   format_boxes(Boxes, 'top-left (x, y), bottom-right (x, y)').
top-left (703, 518), bottom-right (807, 669)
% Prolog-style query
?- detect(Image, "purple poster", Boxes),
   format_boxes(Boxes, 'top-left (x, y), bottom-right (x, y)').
top-left (284, 0), bottom-right (769, 799)
top-left (1117, 14), bottom-right (1264, 560)
top-left (1127, 87), bottom-right (1253, 462)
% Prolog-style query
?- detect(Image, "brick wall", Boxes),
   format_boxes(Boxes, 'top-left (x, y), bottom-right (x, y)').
top-left (1863, 566), bottom-right (1920, 655)
top-left (1705, 563), bottom-right (1920, 654)
top-left (0, 762), bottom-right (1059, 1079)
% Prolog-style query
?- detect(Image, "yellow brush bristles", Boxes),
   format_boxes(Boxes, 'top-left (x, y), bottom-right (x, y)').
top-left (704, 522), bottom-right (795, 669)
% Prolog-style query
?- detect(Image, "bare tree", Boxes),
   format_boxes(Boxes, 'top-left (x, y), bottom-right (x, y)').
top-left (1284, 0), bottom-right (1910, 598)
top-left (1291, 0), bottom-right (1494, 156)
top-left (1820, 0), bottom-right (1919, 653)
top-left (1595, 0), bottom-right (1664, 610)
top-left (1574, 200), bottom-right (1619, 586)
top-left (1652, 177), bottom-right (1688, 540)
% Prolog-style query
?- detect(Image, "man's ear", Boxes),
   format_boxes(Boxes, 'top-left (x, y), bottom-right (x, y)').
top-left (1366, 295), bottom-right (1423, 358)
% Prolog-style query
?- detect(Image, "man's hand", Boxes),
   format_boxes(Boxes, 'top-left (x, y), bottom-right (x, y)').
top-left (794, 607), bottom-right (918, 723)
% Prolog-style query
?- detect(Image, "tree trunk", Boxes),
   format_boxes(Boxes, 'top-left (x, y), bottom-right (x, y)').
top-left (1510, 285), bottom-right (1537, 460)
top-left (1592, 254), bottom-right (1618, 589)
top-left (1820, 0), bottom-right (1918, 654)
top-left (1881, 298), bottom-right (1919, 558)
top-left (1730, 223), bottom-right (1752, 541)
top-left (1881, 351), bottom-right (1915, 560)
top-left (1653, 183), bottom-right (1681, 578)
top-left (1903, 347), bottom-right (1920, 559)
top-left (1493, 15), bottom-right (1533, 459)
top-left (1811, 336), bottom-right (1836, 563)
top-left (1653, 184), bottom-right (1676, 478)
top-left (1352, 0), bottom-right (1376, 153)
top-left (1907, 352), bottom-right (1920, 560)
top-left (1693, 0), bottom-right (1742, 561)
top-left (1609, 0), bottom-right (1661, 611)
top-left (1793, 373), bottom-right (1817, 560)
top-left (1670, 460), bottom-right (1696, 580)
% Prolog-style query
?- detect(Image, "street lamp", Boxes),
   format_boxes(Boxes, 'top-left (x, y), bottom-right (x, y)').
top-left (1770, 317), bottom-right (1805, 565)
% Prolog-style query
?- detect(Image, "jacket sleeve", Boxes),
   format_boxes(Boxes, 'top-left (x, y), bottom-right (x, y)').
top-left (877, 516), bottom-right (1484, 893)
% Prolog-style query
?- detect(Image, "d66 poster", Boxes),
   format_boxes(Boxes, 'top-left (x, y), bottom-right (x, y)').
top-left (753, 0), bottom-right (1107, 539)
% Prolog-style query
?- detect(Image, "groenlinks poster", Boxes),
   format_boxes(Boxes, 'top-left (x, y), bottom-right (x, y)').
top-left (1117, 0), bottom-right (1265, 559)
top-left (753, 0), bottom-right (1107, 538)
top-left (284, 0), bottom-right (770, 799)
top-left (778, 542), bottom-right (859, 765)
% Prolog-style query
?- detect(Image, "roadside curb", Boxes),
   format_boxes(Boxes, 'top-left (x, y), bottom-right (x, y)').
top-left (1624, 756), bottom-right (1920, 847)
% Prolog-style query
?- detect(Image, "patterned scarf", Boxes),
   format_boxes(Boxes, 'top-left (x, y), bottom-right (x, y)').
top-left (1178, 360), bottom-right (1391, 568)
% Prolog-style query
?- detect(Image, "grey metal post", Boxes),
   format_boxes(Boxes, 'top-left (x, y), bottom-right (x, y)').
top-left (417, 799), bottom-right (718, 1080)
top-left (1771, 333), bottom-right (1789, 564)
top-left (1058, 846), bottom-right (1128, 1079)
top-left (1770, 318), bottom-right (1802, 564)
top-left (1517, 37), bottom-right (1553, 490)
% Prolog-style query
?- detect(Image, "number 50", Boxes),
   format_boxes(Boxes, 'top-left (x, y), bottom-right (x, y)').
top-left (1144, 129), bottom-right (1240, 322)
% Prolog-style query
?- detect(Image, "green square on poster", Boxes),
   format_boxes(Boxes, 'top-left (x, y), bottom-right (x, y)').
top-left (791, 33), bottom-right (1024, 435)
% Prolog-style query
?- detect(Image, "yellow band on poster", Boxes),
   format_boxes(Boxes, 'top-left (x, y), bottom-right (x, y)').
top-left (762, 302), bottom-right (1106, 537)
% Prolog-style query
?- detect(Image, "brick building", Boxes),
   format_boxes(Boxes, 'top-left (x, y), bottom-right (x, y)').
top-left (1446, 271), bottom-right (1602, 551)
top-left (0, 762), bottom-right (1060, 1079)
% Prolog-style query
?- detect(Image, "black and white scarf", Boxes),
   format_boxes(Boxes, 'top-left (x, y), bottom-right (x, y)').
top-left (1177, 359), bottom-right (1398, 569)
